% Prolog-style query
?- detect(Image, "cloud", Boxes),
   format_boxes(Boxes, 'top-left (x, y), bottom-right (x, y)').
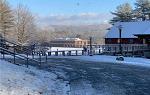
top-left (38, 13), bottom-right (113, 26)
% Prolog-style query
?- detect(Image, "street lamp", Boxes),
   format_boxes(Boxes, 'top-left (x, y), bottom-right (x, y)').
top-left (118, 25), bottom-right (123, 55)
top-left (89, 36), bottom-right (93, 56)
top-left (116, 25), bottom-right (124, 61)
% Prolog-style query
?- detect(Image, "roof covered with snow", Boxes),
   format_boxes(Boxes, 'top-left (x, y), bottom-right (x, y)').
top-left (105, 21), bottom-right (150, 38)
top-left (52, 38), bottom-right (85, 41)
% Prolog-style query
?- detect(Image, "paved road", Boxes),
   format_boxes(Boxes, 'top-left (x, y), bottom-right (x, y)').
top-left (4, 57), bottom-right (150, 95)
top-left (45, 58), bottom-right (150, 95)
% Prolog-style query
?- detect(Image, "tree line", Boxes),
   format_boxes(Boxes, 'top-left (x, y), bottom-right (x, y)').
top-left (111, 0), bottom-right (150, 24)
top-left (0, 0), bottom-right (37, 46)
top-left (0, 0), bottom-right (110, 46)
top-left (0, 0), bottom-right (63, 46)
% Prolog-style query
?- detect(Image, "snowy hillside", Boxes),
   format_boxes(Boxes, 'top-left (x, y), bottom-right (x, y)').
top-left (0, 60), bottom-right (70, 95)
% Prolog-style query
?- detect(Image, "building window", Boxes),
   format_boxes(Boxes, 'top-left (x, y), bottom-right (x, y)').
top-left (107, 39), bottom-right (111, 43)
top-left (129, 39), bottom-right (134, 44)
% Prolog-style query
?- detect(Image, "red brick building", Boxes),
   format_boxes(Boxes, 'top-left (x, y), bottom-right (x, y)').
top-left (50, 38), bottom-right (89, 48)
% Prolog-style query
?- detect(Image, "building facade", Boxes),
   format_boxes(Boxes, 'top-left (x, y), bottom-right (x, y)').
top-left (104, 21), bottom-right (150, 56)
top-left (105, 21), bottom-right (150, 45)
top-left (50, 38), bottom-right (89, 48)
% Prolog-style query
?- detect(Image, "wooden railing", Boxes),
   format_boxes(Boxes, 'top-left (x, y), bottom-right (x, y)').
top-left (86, 44), bottom-right (149, 56)
top-left (102, 44), bottom-right (149, 53)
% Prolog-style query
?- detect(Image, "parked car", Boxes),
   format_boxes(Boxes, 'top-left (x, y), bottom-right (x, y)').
top-left (116, 55), bottom-right (124, 61)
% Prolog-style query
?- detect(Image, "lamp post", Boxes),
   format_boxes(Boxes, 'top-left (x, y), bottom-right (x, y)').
top-left (116, 25), bottom-right (124, 61)
top-left (118, 25), bottom-right (123, 55)
top-left (89, 36), bottom-right (93, 56)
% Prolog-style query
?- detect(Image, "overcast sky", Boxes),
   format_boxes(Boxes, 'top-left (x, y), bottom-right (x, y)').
top-left (8, 0), bottom-right (136, 25)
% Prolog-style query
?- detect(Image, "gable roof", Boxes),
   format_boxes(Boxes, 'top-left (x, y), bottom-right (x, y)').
top-left (143, 27), bottom-right (150, 34)
top-left (105, 21), bottom-right (150, 38)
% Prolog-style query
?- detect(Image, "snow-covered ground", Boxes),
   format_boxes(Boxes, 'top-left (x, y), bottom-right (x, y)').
top-left (48, 47), bottom-right (83, 51)
top-left (45, 47), bottom-right (150, 68)
top-left (0, 53), bottom-right (150, 95)
top-left (47, 55), bottom-right (150, 68)
top-left (0, 60), bottom-right (70, 95)
top-left (2, 51), bottom-right (150, 68)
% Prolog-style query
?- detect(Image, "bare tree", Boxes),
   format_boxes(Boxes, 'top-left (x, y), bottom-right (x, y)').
top-left (14, 4), bottom-right (36, 46)
top-left (0, 0), bottom-right (14, 39)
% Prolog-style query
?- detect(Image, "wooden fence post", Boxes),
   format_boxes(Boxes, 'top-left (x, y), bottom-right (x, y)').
top-left (82, 50), bottom-right (84, 55)
top-left (114, 47), bottom-right (117, 55)
top-left (37, 52), bottom-right (42, 68)
top-left (132, 46), bottom-right (134, 56)
top-left (48, 52), bottom-right (51, 56)
top-left (26, 53), bottom-right (29, 68)
top-left (32, 51), bottom-right (34, 59)
top-left (45, 54), bottom-right (47, 64)
top-left (76, 50), bottom-right (78, 56)
top-left (55, 51), bottom-right (58, 56)
top-left (68, 51), bottom-right (71, 56)
top-left (14, 47), bottom-right (16, 64)
top-left (62, 51), bottom-right (65, 56)
top-left (2, 39), bottom-right (5, 59)
top-left (99, 49), bottom-right (101, 54)
top-left (88, 50), bottom-right (90, 55)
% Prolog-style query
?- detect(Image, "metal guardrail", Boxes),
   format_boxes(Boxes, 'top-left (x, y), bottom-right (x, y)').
top-left (0, 38), bottom-right (46, 68)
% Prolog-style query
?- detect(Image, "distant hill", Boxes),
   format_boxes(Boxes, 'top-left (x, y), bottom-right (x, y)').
top-left (47, 23), bottom-right (111, 44)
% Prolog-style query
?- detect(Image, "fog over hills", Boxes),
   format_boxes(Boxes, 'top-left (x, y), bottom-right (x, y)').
top-left (37, 13), bottom-right (113, 44)
top-left (45, 23), bottom-right (111, 44)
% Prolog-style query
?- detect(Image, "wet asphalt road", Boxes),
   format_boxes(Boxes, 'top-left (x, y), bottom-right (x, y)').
top-left (4, 57), bottom-right (150, 95)
top-left (45, 58), bottom-right (150, 95)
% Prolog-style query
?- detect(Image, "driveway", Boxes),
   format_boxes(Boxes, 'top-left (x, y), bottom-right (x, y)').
top-left (45, 58), bottom-right (150, 95)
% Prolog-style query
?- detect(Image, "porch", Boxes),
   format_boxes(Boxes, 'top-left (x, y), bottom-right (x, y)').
top-left (87, 44), bottom-right (150, 57)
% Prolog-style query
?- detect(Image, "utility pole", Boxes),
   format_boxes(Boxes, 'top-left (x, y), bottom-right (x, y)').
top-left (118, 25), bottom-right (123, 55)
top-left (116, 25), bottom-right (124, 61)
top-left (89, 37), bottom-right (93, 56)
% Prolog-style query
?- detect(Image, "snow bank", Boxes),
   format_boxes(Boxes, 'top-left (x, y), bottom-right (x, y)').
top-left (0, 60), bottom-right (70, 95)
top-left (48, 55), bottom-right (150, 68)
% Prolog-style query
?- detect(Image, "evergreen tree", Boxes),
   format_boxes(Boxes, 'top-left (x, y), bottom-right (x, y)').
top-left (110, 3), bottom-right (133, 24)
top-left (0, 0), bottom-right (14, 39)
top-left (134, 0), bottom-right (150, 20)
